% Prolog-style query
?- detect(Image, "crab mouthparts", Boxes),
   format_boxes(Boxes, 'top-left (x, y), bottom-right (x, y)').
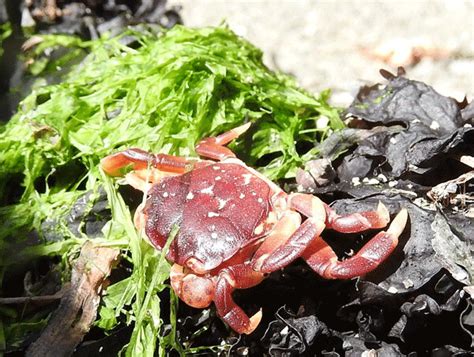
top-left (186, 257), bottom-right (208, 274)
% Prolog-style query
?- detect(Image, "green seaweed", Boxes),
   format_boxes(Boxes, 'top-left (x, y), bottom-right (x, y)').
top-left (0, 25), bottom-right (342, 355)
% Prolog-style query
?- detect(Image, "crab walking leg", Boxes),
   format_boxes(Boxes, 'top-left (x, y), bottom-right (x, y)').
top-left (251, 211), bottom-right (301, 269)
top-left (289, 193), bottom-right (391, 233)
top-left (195, 123), bottom-right (251, 161)
top-left (257, 218), bottom-right (326, 273)
top-left (254, 194), bottom-right (327, 273)
top-left (325, 201), bottom-right (391, 232)
top-left (302, 209), bottom-right (408, 279)
top-left (214, 262), bottom-right (265, 334)
top-left (100, 148), bottom-right (191, 176)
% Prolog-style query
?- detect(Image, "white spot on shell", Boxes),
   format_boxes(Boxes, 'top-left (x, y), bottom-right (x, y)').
top-left (186, 192), bottom-right (194, 200)
top-left (208, 212), bottom-right (220, 217)
top-left (239, 193), bottom-right (245, 199)
top-left (211, 232), bottom-right (218, 239)
top-left (200, 185), bottom-right (214, 194)
top-left (212, 240), bottom-right (227, 252)
top-left (251, 192), bottom-right (256, 196)
top-left (217, 198), bottom-right (228, 210)
top-left (215, 176), bottom-right (222, 181)
top-left (163, 192), bottom-right (169, 198)
top-left (242, 173), bottom-right (253, 185)
top-left (210, 225), bottom-right (216, 231)
top-left (225, 236), bottom-right (233, 242)
top-left (212, 165), bottom-right (220, 170)
top-left (257, 198), bottom-right (263, 203)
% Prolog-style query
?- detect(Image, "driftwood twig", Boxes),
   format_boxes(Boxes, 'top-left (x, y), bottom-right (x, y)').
top-left (25, 242), bottom-right (119, 357)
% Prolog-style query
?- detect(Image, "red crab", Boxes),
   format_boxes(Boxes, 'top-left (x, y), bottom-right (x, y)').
top-left (100, 123), bottom-right (408, 334)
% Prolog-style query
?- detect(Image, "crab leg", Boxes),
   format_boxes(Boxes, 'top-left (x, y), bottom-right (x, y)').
top-left (253, 194), bottom-right (327, 273)
top-left (257, 218), bottom-right (326, 273)
top-left (195, 123), bottom-right (251, 161)
top-left (324, 201), bottom-right (391, 232)
top-left (100, 148), bottom-right (190, 177)
top-left (289, 194), bottom-right (391, 232)
top-left (252, 211), bottom-right (301, 269)
top-left (214, 262), bottom-right (265, 334)
top-left (302, 208), bottom-right (408, 279)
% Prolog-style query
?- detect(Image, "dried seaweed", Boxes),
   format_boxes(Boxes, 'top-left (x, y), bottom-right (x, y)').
top-left (324, 69), bottom-right (474, 185)
top-left (289, 69), bottom-right (473, 356)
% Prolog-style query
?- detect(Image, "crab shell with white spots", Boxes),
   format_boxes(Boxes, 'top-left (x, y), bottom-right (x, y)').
top-left (140, 158), bottom-right (285, 273)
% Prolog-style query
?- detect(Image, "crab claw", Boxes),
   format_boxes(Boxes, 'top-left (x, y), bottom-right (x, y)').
top-left (303, 208), bottom-right (409, 279)
top-left (248, 309), bottom-right (263, 333)
top-left (325, 201), bottom-right (391, 233)
top-left (170, 264), bottom-right (214, 309)
top-left (214, 263), bottom-right (265, 334)
top-left (214, 276), bottom-right (263, 334)
top-left (386, 207), bottom-right (408, 238)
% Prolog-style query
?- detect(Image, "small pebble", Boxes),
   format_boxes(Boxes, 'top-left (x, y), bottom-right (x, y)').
top-left (352, 177), bottom-right (361, 186)
top-left (430, 120), bottom-right (440, 130)
top-left (363, 177), bottom-right (380, 185)
top-left (403, 279), bottom-right (414, 289)
top-left (317, 115), bottom-right (329, 129)
top-left (377, 174), bottom-right (388, 183)
top-left (463, 286), bottom-right (474, 298)
top-left (361, 350), bottom-right (377, 357)
top-left (388, 286), bottom-right (398, 294)
top-left (453, 270), bottom-right (468, 282)
top-left (388, 180), bottom-right (398, 187)
top-left (236, 347), bottom-right (249, 356)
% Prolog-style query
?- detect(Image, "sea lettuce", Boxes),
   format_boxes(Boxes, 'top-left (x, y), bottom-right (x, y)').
top-left (0, 25), bottom-right (342, 355)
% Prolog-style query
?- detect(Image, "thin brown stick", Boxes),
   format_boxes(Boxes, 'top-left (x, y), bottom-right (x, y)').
top-left (25, 242), bottom-right (119, 357)
top-left (0, 285), bottom-right (67, 305)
